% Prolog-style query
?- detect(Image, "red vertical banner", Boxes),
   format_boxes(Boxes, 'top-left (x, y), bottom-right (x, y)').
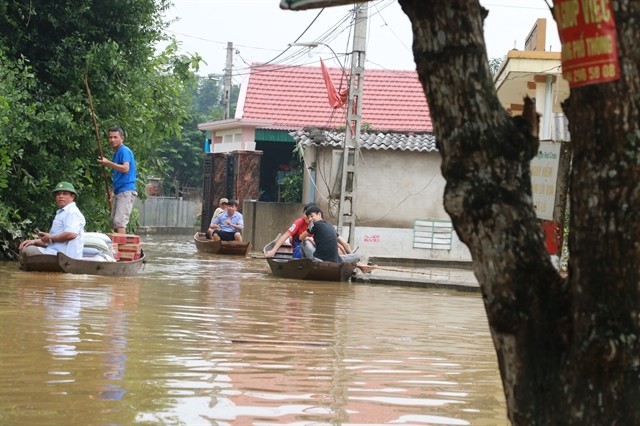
top-left (541, 220), bottom-right (562, 255)
top-left (554, 0), bottom-right (620, 88)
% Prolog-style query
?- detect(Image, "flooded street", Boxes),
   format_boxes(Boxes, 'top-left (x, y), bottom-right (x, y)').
top-left (0, 234), bottom-right (507, 425)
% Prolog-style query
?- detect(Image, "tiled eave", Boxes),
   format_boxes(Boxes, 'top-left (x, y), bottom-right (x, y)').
top-left (291, 129), bottom-right (438, 153)
top-left (198, 118), bottom-right (273, 132)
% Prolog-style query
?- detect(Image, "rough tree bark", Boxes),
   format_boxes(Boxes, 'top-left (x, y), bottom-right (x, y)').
top-left (397, 0), bottom-right (639, 424)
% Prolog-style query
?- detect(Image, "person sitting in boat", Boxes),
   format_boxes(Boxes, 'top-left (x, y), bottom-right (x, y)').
top-left (214, 197), bottom-right (228, 218)
top-left (264, 202), bottom-right (317, 259)
top-left (206, 197), bottom-right (228, 239)
top-left (18, 181), bottom-right (86, 260)
top-left (299, 205), bottom-right (359, 264)
top-left (210, 199), bottom-right (244, 242)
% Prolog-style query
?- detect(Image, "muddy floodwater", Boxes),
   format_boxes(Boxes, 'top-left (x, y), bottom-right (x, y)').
top-left (0, 234), bottom-right (507, 425)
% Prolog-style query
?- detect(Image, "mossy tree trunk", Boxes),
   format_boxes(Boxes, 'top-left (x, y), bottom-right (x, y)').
top-left (398, 0), bottom-right (639, 424)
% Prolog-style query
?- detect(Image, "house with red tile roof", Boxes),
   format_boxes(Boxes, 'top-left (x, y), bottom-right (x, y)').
top-left (198, 63), bottom-right (471, 262)
top-left (237, 63), bottom-right (433, 132)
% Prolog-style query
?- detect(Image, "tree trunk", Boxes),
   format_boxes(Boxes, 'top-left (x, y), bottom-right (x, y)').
top-left (398, 0), bottom-right (639, 424)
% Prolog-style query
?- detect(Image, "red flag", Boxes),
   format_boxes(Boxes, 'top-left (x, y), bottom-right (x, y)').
top-left (320, 58), bottom-right (348, 108)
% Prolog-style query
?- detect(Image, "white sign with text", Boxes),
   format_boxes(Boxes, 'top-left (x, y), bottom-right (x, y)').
top-left (531, 141), bottom-right (561, 220)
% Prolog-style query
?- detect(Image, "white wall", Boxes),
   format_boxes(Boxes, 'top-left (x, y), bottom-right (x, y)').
top-left (353, 226), bottom-right (472, 261)
top-left (355, 149), bottom-right (449, 226)
top-left (307, 147), bottom-right (449, 227)
top-left (304, 147), bottom-right (471, 261)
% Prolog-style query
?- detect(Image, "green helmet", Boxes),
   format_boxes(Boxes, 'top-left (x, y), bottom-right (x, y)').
top-left (52, 181), bottom-right (78, 197)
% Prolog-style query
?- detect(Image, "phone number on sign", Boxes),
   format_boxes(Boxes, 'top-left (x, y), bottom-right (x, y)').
top-left (565, 63), bottom-right (617, 85)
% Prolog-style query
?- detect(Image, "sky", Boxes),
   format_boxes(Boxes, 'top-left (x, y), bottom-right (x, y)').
top-left (159, 0), bottom-right (560, 83)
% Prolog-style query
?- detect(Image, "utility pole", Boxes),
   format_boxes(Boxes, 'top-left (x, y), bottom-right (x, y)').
top-left (223, 42), bottom-right (233, 120)
top-left (337, 4), bottom-right (367, 245)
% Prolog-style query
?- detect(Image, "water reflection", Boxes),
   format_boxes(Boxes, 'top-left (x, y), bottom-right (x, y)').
top-left (0, 234), bottom-right (506, 425)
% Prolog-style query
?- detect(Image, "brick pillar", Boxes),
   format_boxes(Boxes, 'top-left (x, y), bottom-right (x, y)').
top-left (232, 150), bottom-right (263, 210)
top-left (200, 151), bottom-right (263, 231)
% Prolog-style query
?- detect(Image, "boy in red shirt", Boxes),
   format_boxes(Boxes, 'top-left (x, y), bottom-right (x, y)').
top-left (265, 202), bottom-right (316, 258)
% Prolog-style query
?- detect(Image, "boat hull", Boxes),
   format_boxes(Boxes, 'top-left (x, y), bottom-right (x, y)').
top-left (193, 232), bottom-right (251, 256)
top-left (263, 240), bottom-right (356, 282)
top-left (266, 257), bottom-right (355, 282)
top-left (57, 250), bottom-right (146, 276)
top-left (19, 253), bottom-right (63, 273)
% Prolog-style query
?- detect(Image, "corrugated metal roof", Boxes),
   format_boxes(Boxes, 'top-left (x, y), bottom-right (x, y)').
top-left (238, 63), bottom-right (432, 133)
top-left (291, 129), bottom-right (438, 153)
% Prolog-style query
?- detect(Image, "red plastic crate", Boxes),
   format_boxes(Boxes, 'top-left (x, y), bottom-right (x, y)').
top-left (108, 233), bottom-right (141, 244)
top-left (118, 251), bottom-right (140, 261)
top-left (118, 243), bottom-right (142, 254)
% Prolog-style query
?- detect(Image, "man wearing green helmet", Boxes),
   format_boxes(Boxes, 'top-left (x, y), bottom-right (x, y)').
top-left (19, 181), bottom-right (86, 260)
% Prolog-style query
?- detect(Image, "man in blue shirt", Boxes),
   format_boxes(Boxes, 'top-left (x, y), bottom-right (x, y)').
top-left (19, 181), bottom-right (86, 259)
top-left (98, 126), bottom-right (137, 233)
top-left (211, 199), bottom-right (244, 242)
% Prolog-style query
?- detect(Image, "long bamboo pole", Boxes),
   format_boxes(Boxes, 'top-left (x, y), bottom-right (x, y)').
top-left (254, 253), bottom-right (460, 278)
top-left (83, 74), bottom-right (112, 212)
top-left (354, 264), bottom-right (462, 278)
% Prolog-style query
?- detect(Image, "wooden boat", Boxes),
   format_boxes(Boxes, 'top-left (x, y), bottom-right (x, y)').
top-left (193, 232), bottom-right (251, 256)
top-left (20, 250), bottom-right (146, 277)
top-left (19, 253), bottom-right (63, 273)
top-left (263, 239), bottom-right (357, 282)
top-left (57, 250), bottom-right (146, 276)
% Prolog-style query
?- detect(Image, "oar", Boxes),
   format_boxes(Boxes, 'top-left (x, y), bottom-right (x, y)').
top-left (83, 73), bottom-right (112, 212)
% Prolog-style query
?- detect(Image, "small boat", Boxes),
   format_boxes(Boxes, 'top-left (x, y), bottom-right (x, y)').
top-left (19, 249), bottom-right (146, 276)
top-left (19, 232), bottom-right (145, 276)
top-left (193, 232), bottom-right (251, 256)
top-left (263, 239), bottom-right (356, 282)
top-left (57, 250), bottom-right (146, 276)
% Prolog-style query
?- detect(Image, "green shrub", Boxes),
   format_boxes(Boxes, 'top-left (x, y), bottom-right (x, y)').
top-left (279, 167), bottom-right (303, 203)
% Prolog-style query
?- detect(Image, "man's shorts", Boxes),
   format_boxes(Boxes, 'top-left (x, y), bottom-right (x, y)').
top-left (214, 230), bottom-right (239, 241)
top-left (110, 190), bottom-right (137, 229)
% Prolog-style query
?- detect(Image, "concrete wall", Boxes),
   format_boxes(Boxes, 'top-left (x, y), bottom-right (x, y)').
top-left (242, 201), bottom-right (306, 253)
top-left (305, 147), bottom-right (449, 227)
top-left (136, 197), bottom-right (200, 228)
top-left (353, 226), bottom-right (471, 262)
top-left (356, 149), bottom-right (448, 226)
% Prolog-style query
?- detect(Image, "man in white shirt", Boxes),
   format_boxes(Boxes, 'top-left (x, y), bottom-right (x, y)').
top-left (19, 181), bottom-right (86, 259)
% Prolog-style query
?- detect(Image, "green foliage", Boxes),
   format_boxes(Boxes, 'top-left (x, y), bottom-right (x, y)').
top-left (0, 0), bottom-right (242, 256)
top-left (0, 204), bottom-right (32, 260)
top-left (194, 75), bottom-right (224, 117)
top-left (279, 167), bottom-right (304, 203)
top-left (154, 72), bottom-right (242, 195)
top-left (154, 75), bottom-right (217, 194)
top-left (0, 0), bottom-right (200, 257)
top-left (0, 52), bottom-right (35, 193)
top-left (489, 56), bottom-right (505, 76)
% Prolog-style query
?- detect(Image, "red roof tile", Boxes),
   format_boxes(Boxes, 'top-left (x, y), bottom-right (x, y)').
top-left (238, 63), bottom-right (432, 133)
